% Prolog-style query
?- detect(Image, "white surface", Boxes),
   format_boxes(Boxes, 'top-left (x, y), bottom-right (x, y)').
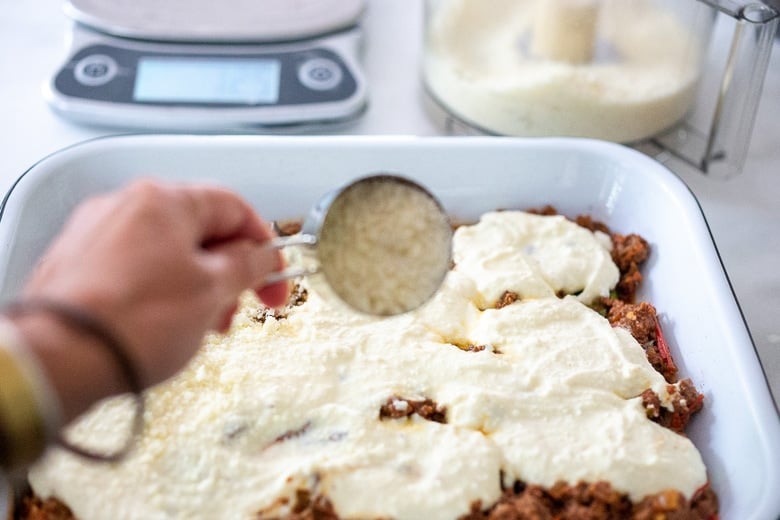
top-left (65, 0), bottom-right (365, 42)
top-left (1, 135), bottom-right (779, 519)
top-left (0, 0), bottom-right (778, 513)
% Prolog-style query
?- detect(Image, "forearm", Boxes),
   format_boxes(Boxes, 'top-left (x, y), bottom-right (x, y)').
top-left (9, 312), bottom-right (125, 424)
top-left (1, 180), bottom-right (288, 474)
top-left (0, 308), bottom-right (132, 473)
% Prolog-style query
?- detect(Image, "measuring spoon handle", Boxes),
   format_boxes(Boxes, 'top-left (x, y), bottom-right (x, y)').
top-left (262, 233), bottom-right (319, 285)
top-left (263, 266), bottom-right (319, 285)
top-left (264, 234), bottom-right (317, 249)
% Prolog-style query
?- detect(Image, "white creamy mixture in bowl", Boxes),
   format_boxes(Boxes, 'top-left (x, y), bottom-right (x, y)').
top-left (423, 0), bottom-right (702, 142)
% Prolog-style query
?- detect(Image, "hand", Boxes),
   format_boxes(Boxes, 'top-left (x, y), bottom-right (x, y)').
top-left (11, 180), bottom-right (289, 420)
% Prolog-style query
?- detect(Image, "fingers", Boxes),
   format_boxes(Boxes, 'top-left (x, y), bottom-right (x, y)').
top-left (217, 303), bottom-right (239, 333)
top-left (202, 239), bottom-right (290, 308)
top-left (119, 180), bottom-right (275, 246)
top-left (119, 180), bottom-right (292, 310)
top-left (256, 280), bottom-right (291, 309)
top-left (177, 183), bottom-right (291, 307)
top-left (176, 184), bottom-right (274, 245)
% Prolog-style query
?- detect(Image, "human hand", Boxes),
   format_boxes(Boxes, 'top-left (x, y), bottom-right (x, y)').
top-left (13, 180), bottom-right (288, 419)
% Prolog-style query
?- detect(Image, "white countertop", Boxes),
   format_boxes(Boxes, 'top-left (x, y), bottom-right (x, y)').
top-left (0, 0), bottom-right (778, 406)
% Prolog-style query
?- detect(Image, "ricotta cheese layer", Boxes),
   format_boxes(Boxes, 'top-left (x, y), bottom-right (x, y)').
top-left (28, 211), bottom-right (707, 520)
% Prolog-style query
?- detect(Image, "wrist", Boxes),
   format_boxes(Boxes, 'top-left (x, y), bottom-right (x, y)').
top-left (2, 299), bottom-right (145, 465)
top-left (7, 310), bottom-right (127, 424)
top-left (0, 318), bottom-right (62, 472)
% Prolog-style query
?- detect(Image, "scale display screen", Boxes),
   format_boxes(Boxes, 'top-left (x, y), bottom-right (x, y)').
top-left (133, 56), bottom-right (281, 104)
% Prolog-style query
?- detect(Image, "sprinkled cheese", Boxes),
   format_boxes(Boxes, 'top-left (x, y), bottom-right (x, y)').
top-left (317, 177), bottom-right (452, 316)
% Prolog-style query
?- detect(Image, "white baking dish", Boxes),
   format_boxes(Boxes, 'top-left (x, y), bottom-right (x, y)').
top-left (0, 135), bottom-right (778, 519)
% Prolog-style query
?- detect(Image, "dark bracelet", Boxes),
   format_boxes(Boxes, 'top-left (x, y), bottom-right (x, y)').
top-left (3, 299), bottom-right (144, 462)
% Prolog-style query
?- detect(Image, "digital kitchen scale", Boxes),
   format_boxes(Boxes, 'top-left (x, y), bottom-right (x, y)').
top-left (46, 0), bottom-right (368, 132)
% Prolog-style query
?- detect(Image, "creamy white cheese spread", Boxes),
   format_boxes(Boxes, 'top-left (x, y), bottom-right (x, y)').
top-left (28, 211), bottom-right (707, 520)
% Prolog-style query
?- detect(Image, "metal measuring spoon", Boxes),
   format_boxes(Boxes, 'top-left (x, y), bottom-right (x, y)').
top-left (263, 174), bottom-right (453, 316)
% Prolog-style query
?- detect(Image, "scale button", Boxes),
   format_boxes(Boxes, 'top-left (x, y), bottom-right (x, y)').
top-left (298, 58), bottom-right (343, 91)
top-left (74, 54), bottom-right (118, 86)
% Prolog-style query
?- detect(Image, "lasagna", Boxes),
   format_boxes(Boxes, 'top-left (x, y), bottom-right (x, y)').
top-left (18, 209), bottom-right (717, 519)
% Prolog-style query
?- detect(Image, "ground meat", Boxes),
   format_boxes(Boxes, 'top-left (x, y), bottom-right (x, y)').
top-left (254, 307), bottom-right (286, 323)
top-left (274, 421), bottom-right (312, 444)
top-left (640, 388), bottom-right (663, 421)
top-left (615, 263), bottom-right (644, 304)
top-left (18, 483), bottom-right (717, 520)
top-left (529, 206), bottom-right (611, 236)
top-left (18, 490), bottom-right (340, 520)
top-left (526, 205), bottom-right (559, 217)
top-left (461, 480), bottom-right (716, 520)
top-left (641, 379), bottom-right (704, 434)
top-left (600, 299), bottom-right (677, 382)
top-left (257, 489), bottom-right (339, 520)
top-left (574, 215), bottom-right (611, 235)
top-left (642, 342), bottom-right (672, 382)
top-left (379, 396), bottom-right (447, 423)
top-left (633, 486), bottom-right (718, 520)
top-left (611, 234), bottom-right (650, 273)
top-left (611, 234), bottom-right (650, 303)
top-left (690, 485), bottom-right (719, 520)
top-left (253, 284), bottom-right (308, 323)
top-left (287, 284), bottom-right (309, 307)
top-left (632, 490), bottom-right (694, 520)
top-left (15, 495), bottom-right (75, 520)
top-left (604, 300), bottom-right (657, 346)
top-left (496, 291), bottom-right (519, 309)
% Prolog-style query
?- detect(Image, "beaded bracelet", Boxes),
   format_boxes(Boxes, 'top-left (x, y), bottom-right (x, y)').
top-left (2, 299), bottom-right (144, 463)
